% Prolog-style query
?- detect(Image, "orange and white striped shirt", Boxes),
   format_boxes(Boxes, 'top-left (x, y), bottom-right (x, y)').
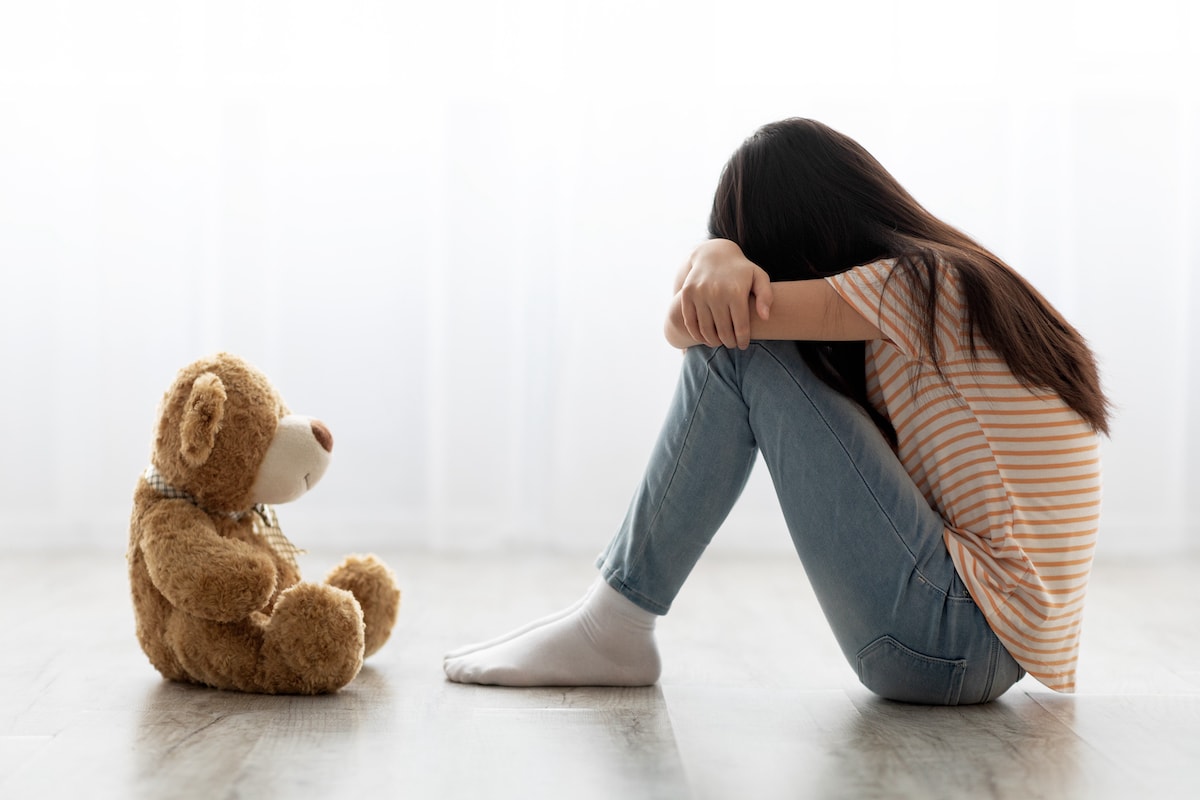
top-left (827, 259), bottom-right (1101, 692)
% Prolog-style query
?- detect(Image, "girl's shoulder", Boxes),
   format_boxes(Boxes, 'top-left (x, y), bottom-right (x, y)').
top-left (840, 254), bottom-right (965, 314)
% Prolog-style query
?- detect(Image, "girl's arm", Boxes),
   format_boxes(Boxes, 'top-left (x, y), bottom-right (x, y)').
top-left (666, 239), bottom-right (882, 349)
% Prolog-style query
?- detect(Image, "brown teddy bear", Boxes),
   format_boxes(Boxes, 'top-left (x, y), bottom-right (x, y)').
top-left (127, 353), bottom-right (400, 694)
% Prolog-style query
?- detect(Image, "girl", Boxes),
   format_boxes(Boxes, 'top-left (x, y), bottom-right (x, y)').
top-left (443, 118), bottom-right (1108, 704)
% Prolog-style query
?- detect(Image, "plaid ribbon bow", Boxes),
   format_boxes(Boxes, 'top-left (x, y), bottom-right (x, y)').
top-left (142, 465), bottom-right (305, 569)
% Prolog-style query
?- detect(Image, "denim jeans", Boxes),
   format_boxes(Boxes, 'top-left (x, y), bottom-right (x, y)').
top-left (596, 343), bottom-right (1024, 705)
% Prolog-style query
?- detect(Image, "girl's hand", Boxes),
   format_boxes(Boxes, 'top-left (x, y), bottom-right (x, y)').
top-left (679, 239), bottom-right (773, 349)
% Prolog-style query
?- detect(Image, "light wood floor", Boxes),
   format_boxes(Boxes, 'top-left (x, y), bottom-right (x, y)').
top-left (2, 549), bottom-right (1198, 799)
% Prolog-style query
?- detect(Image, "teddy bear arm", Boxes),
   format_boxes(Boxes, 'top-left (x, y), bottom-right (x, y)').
top-left (141, 502), bottom-right (279, 622)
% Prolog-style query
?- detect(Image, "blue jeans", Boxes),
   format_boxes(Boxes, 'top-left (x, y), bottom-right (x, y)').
top-left (597, 343), bottom-right (1024, 705)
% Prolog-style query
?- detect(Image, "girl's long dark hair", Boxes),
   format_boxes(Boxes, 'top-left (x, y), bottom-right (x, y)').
top-left (708, 118), bottom-right (1110, 439)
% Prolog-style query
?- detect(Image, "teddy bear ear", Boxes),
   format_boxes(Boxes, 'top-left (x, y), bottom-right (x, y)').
top-left (180, 372), bottom-right (227, 467)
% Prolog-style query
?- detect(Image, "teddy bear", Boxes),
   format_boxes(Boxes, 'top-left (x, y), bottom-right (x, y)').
top-left (127, 353), bottom-right (400, 694)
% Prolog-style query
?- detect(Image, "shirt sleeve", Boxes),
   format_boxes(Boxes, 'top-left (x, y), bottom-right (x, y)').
top-left (825, 259), bottom-right (965, 359)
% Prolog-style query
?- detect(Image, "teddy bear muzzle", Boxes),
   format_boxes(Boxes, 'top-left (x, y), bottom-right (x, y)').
top-left (249, 415), bottom-right (335, 505)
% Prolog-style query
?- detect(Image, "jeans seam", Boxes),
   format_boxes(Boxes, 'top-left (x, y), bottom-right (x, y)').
top-left (620, 349), bottom-right (722, 600)
top-left (981, 634), bottom-right (1000, 703)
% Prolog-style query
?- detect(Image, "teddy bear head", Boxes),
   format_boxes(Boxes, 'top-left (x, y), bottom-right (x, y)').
top-left (150, 353), bottom-right (333, 514)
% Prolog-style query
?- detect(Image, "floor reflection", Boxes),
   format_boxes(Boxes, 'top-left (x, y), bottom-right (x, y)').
top-left (815, 692), bottom-right (1085, 799)
top-left (133, 667), bottom-right (392, 798)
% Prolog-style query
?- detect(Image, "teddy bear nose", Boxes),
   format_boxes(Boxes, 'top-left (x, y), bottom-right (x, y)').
top-left (311, 419), bottom-right (334, 453)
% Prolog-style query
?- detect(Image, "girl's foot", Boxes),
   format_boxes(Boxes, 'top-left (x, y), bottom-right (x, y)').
top-left (443, 580), bottom-right (661, 687)
top-left (442, 580), bottom-right (600, 659)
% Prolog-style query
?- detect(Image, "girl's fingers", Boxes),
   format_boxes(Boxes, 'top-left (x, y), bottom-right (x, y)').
top-left (717, 306), bottom-right (739, 349)
top-left (751, 268), bottom-right (774, 320)
top-left (698, 311), bottom-right (720, 348)
top-left (731, 301), bottom-right (752, 349)
top-left (681, 299), bottom-right (700, 342)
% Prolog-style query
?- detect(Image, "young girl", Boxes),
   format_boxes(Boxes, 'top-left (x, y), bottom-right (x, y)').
top-left (443, 118), bottom-right (1108, 704)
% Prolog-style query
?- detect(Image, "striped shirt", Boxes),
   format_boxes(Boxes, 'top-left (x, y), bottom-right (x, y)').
top-left (826, 258), bottom-right (1101, 692)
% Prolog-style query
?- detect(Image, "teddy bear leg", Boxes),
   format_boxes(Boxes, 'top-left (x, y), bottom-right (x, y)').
top-left (258, 583), bottom-right (366, 694)
top-left (165, 585), bottom-right (365, 694)
top-left (325, 555), bottom-right (400, 659)
top-left (165, 612), bottom-right (272, 693)
top-left (138, 620), bottom-right (190, 684)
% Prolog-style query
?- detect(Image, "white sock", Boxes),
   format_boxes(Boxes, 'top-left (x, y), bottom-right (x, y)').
top-left (443, 579), bottom-right (661, 687)
top-left (443, 580), bottom-right (600, 659)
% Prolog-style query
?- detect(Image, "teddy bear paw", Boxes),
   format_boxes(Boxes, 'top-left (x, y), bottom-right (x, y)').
top-left (261, 583), bottom-right (365, 694)
top-left (326, 554), bottom-right (401, 658)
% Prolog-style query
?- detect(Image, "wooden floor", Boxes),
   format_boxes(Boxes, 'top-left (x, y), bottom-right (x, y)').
top-left (2, 549), bottom-right (1198, 799)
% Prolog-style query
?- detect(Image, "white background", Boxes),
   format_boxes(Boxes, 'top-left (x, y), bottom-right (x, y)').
top-left (1, 0), bottom-right (1196, 557)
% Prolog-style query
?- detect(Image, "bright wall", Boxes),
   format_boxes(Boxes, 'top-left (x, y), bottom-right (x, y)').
top-left (1, 0), bottom-right (1196, 556)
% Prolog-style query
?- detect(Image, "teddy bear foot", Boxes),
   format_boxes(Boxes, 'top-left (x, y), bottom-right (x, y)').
top-left (260, 583), bottom-right (365, 694)
top-left (326, 555), bottom-right (401, 659)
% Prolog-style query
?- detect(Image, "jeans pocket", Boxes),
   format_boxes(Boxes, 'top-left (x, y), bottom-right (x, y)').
top-left (856, 635), bottom-right (967, 705)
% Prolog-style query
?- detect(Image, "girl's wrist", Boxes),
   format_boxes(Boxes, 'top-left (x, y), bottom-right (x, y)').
top-left (693, 238), bottom-right (745, 272)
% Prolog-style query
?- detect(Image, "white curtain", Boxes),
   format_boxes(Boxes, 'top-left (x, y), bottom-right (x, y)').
top-left (1, 0), bottom-right (1196, 556)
